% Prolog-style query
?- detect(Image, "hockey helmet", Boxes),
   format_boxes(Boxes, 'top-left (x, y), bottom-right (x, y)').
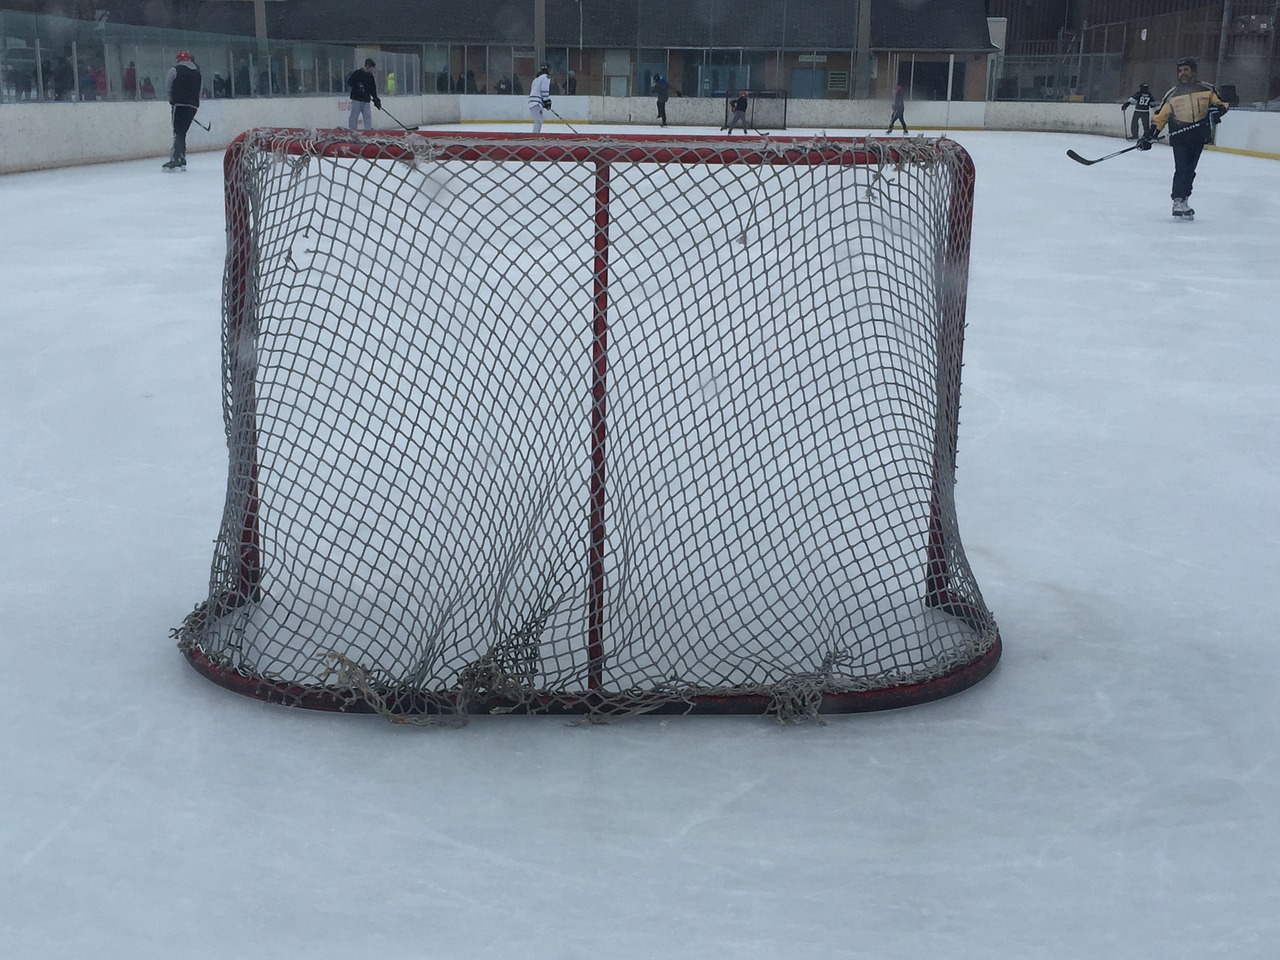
top-left (539, 63), bottom-right (551, 75)
top-left (1176, 56), bottom-right (1197, 70)
top-left (176, 50), bottom-right (193, 62)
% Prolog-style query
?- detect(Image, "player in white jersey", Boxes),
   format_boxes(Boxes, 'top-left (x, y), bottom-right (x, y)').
top-left (528, 64), bottom-right (552, 133)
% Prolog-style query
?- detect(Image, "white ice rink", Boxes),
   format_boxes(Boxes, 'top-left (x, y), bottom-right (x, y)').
top-left (1, 123), bottom-right (1278, 959)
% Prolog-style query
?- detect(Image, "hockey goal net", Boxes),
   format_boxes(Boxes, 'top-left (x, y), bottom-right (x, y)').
top-left (722, 91), bottom-right (787, 131)
top-left (176, 128), bottom-right (1000, 722)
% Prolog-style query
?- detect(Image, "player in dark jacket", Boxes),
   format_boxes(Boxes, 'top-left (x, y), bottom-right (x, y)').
top-left (1122, 82), bottom-right (1155, 140)
top-left (1137, 56), bottom-right (1230, 220)
top-left (347, 59), bottom-right (382, 131)
top-left (654, 75), bottom-right (671, 126)
top-left (162, 51), bottom-right (201, 170)
top-left (727, 92), bottom-right (749, 134)
top-left (886, 85), bottom-right (908, 134)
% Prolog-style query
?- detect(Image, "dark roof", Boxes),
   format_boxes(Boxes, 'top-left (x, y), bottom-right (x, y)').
top-left (872, 0), bottom-right (995, 52)
top-left (9, 0), bottom-right (992, 52)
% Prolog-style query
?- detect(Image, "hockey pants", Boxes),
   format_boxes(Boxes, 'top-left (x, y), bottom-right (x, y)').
top-left (171, 105), bottom-right (198, 163)
top-left (1171, 136), bottom-right (1206, 200)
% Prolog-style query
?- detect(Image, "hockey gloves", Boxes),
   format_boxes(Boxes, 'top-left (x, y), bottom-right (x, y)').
top-left (1209, 103), bottom-right (1227, 123)
top-left (543, 98), bottom-right (552, 109)
top-left (374, 97), bottom-right (383, 110)
top-left (1136, 131), bottom-right (1157, 151)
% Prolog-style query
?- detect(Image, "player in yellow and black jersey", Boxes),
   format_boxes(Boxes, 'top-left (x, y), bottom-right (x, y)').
top-left (1136, 56), bottom-right (1231, 221)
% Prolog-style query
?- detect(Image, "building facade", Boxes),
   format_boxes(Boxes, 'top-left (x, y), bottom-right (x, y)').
top-left (1, 0), bottom-right (995, 102)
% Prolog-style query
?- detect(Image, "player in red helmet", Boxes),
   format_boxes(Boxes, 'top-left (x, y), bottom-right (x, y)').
top-left (162, 50), bottom-right (201, 170)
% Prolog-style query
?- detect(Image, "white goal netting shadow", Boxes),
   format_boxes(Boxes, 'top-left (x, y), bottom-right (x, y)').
top-left (174, 129), bottom-right (1000, 722)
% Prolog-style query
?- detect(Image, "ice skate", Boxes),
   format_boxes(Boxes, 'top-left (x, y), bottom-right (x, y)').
top-left (162, 159), bottom-right (182, 171)
top-left (1172, 197), bottom-right (1194, 221)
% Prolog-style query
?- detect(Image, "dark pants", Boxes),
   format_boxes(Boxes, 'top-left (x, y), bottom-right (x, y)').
top-left (1171, 135), bottom-right (1206, 199)
top-left (1129, 110), bottom-right (1150, 139)
top-left (887, 107), bottom-right (907, 133)
top-left (171, 104), bottom-right (198, 162)
top-left (657, 98), bottom-right (667, 123)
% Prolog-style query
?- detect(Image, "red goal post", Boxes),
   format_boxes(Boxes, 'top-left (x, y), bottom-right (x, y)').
top-left (175, 128), bottom-right (1000, 722)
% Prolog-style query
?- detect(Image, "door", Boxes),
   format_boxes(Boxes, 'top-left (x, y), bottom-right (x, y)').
top-left (790, 67), bottom-right (824, 99)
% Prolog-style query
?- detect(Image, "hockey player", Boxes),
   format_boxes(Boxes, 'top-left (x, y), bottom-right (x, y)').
top-left (1122, 82), bottom-right (1155, 140)
top-left (726, 91), bottom-right (749, 134)
top-left (346, 59), bottom-right (382, 131)
top-left (654, 74), bottom-right (671, 127)
top-left (528, 63), bottom-right (552, 133)
top-left (1137, 56), bottom-right (1230, 221)
top-left (162, 51), bottom-right (201, 170)
top-left (886, 85), bottom-right (908, 134)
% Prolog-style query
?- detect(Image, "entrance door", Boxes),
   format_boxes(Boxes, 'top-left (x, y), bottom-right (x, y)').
top-left (898, 60), bottom-right (967, 100)
top-left (790, 67), bottom-right (824, 99)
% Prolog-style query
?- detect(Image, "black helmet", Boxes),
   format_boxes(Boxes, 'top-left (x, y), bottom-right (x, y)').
top-left (1176, 56), bottom-right (1197, 70)
top-left (539, 63), bottom-right (550, 75)
top-left (1139, 82), bottom-right (1148, 89)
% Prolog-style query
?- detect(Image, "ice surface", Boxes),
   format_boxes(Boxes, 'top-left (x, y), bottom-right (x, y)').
top-left (1, 125), bottom-right (1277, 959)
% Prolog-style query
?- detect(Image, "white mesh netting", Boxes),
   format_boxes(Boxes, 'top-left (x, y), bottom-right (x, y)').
top-left (175, 129), bottom-right (1000, 722)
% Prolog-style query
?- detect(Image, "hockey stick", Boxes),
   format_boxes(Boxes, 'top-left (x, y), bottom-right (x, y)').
top-left (1067, 120), bottom-right (1207, 165)
top-left (547, 106), bottom-right (580, 133)
top-left (1066, 141), bottom-right (1149, 165)
top-left (171, 103), bottom-right (210, 132)
top-left (1064, 142), bottom-right (1146, 166)
top-left (377, 104), bottom-right (417, 133)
